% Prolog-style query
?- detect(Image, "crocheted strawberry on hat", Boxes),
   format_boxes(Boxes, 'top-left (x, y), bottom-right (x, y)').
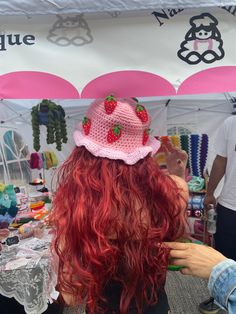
top-left (107, 125), bottom-right (122, 143)
top-left (104, 95), bottom-right (117, 114)
top-left (82, 117), bottom-right (91, 135)
top-left (135, 104), bottom-right (148, 123)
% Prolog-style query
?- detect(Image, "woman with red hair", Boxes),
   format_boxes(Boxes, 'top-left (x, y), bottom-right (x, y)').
top-left (50, 97), bottom-right (188, 314)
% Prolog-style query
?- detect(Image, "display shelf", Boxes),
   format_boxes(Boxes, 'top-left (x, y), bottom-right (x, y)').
top-left (187, 214), bottom-right (212, 245)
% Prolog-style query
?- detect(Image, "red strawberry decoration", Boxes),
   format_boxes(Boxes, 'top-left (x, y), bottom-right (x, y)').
top-left (104, 95), bottom-right (117, 114)
top-left (82, 117), bottom-right (91, 135)
top-left (107, 125), bottom-right (122, 143)
top-left (143, 129), bottom-right (151, 145)
top-left (136, 104), bottom-right (148, 123)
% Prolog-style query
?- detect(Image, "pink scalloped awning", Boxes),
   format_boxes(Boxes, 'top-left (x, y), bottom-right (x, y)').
top-left (0, 71), bottom-right (80, 99)
top-left (178, 66), bottom-right (236, 95)
top-left (0, 67), bottom-right (236, 99)
top-left (81, 70), bottom-right (176, 98)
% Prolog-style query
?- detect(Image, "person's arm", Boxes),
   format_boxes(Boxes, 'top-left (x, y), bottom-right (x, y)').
top-left (165, 242), bottom-right (227, 278)
top-left (165, 242), bottom-right (236, 313)
top-left (208, 259), bottom-right (236, 313)
top-left (204, 155), bottom-right (227, 208)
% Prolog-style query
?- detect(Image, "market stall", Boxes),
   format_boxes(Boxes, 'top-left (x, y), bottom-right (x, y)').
top-left (0, 1), bottom-right (236, 313)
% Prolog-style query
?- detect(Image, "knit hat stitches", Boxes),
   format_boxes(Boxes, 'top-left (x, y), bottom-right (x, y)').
top-left (73, 97), bottom-right (160, 165)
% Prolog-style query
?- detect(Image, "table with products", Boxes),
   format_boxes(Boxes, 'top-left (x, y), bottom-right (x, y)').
top-left (0, 231), bottom-right (59, 314)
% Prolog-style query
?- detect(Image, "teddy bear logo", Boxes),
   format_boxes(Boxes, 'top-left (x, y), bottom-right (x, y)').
top-left (47, 14), bottom-right (93, 46)
top-left (177, 13), bottom-right (225, 65)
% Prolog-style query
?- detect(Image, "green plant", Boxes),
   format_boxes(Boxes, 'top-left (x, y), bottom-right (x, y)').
top-left (31, 99), bottom-right (68, 151)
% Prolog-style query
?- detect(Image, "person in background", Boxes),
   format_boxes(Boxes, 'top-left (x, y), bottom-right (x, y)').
top-left (199, 115), bottom-right (236, 314)
top-left (50, 96), bottom-right (188, 314)
top-left (166, 241), bottom-right (236, 314)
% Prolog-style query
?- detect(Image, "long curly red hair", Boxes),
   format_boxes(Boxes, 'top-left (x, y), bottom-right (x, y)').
top-left (50, 146), bottom-right (187, 313)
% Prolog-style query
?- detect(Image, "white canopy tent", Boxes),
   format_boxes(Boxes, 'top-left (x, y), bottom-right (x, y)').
top-left (0, 0), bottom-right (236, 187)
top-left (0, 0), bottom-right (236, 16)
top-left (0, 94), bottom-right (234, 187)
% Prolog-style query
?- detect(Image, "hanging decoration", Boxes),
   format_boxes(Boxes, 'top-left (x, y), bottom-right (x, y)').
top-left (31, 99), bottom-right (68, 151)
top-left (29, 151), bottom-right (59, 170)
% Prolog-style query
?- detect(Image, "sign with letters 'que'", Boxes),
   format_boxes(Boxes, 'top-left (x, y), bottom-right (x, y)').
top-left (0, 6), bottom-right (236, 98)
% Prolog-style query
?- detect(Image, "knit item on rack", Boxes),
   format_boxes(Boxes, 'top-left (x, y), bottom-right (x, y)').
top-left (170, 135), bottom-right (181, 148)
top-left (37, 153), bottom-right (44, 170)
top-left (42, 152), bottom-right (47, 169)
top-left (160, 135), bottom-right (171, 145)
top-left (190, 134), bottom-right (201, 178)
top-left (50, 151), bottom-right (59, 167)
top-left (200, 134), bottom-right (209, 178)
top-left (183, 134), bottom-right (209, 178)
top-left (30, 153), bottom-right (39, 169)
top-left (45, 151), bottom-right (53, 169)
top-left (188, 194), bottom-right (205, 210)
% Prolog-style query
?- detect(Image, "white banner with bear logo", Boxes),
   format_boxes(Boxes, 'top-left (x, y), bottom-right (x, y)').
top-left (0, 6), bottom-right (236, 98)
top-left (0, 0), bottom-right (236, 15)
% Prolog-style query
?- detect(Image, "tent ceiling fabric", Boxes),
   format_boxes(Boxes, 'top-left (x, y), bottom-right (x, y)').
top-left (0, 0), bottom-right (236, 16)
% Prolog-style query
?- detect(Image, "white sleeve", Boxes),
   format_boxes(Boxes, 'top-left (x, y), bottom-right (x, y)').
top-left (214, 120), bottom-right (228, 158)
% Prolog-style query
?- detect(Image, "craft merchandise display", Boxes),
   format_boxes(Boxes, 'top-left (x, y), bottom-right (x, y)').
top-left (0, 226), bottom-right (58, 314)
top-left (0, 184), bottom-right (19, 228)
top-left (31, 99), bottom-right (68, 151)
top-left (2, 187), bottom-right (50, 238)
top-left (30, 151), bottom-right (59, 170)
top-left (187, 194), bottom-right (205, 217)
top-left (155, 134), bottom-right (209, 178)
top-left (0, 111), bottom-right (58, 314)
top-left (155, 134), bottom-right (209, 242)
top-left (0, 147), bottom-right (58, 312)
top-left (188, 176), bottom-right (205, 192)
top-left (0, 176), bottom-right (51, 234)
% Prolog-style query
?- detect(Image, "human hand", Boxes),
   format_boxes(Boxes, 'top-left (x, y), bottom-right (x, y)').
top-left (203, 194), bottom-right (216, 210)
top-left (162, 142), bottom-right (188, 179)
top-left (165, 242), bottom-right (227, 279)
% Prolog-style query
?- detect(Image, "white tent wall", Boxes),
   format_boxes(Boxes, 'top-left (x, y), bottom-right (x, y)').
top-left (167, 93), bottom-right (233, 169)
top-left (0, 0), bottom-right (236, 16)
top-left (0, 98), bottom-right (167, 188)
top-left (166, 93), bottom-right (233, 198)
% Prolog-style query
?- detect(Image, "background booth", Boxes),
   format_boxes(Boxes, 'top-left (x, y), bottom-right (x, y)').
top-left (0, 1), bottom-right (236, 314)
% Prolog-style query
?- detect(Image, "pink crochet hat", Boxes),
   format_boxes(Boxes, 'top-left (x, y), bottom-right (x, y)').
top-left (73, 96), bottom-right (160, 165)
